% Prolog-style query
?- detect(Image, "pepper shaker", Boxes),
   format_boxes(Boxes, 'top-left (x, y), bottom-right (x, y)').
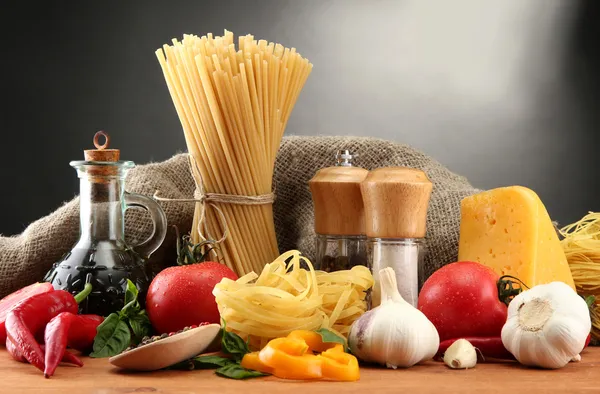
top-left (309, 150), bottom-right (369, 271)
top-left (360, 167), bottom-right (433, 307)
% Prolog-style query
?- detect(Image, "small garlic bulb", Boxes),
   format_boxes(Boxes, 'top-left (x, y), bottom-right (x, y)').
top-left (443, 339), bottom-right (477, 369)
top-left (501, 281), bottom-right (591, 369)
top-left (348, 267), bottom-right (440, 368)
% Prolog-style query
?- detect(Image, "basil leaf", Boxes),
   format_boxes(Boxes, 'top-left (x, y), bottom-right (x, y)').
top-left (168, 359), bottom-right (196, 370)
top-left (124, 279), bottom-right (138, 305)
top-left (316, 328), bottom-right (348, 353)
top-left (192, 355), bottom-right (231, 369)
top-left (585, 295), bottom-right (596, 309)
top-left (90, 314), bottom-right (131, 358)
top-left (128, 319), bottom-right (143, 342)
top-left (168, 356), bottom-right (232, 371)
top-left (221, 329), bottom-right (250, 361)
top-left (215, 363), bottom-right (268, 379)
top-left (129, 313), bottom-right (151, 344)
top-left (121, 281), bottom-right (142, 318)
top-left (121, 302), bottom-right (140, 319)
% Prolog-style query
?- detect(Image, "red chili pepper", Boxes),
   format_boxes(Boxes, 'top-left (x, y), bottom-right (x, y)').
top-left (585, 333), bottom-right (591, 348)
top-left (67, 314), bottom-right (104, 352)
top-left (6, 338), bottom-right (26, 362)
top-left (0, 283), bottom-right (54, 343)
top-left (44, 313), bottom-right (103, 378)
top-left (6, 339), bottom-right (83, 367)
top-left (5, 284), bottom-right (91, 372)
top-left (437, 337), bottom-right (515, 361)
top-left (56, 348), bottom-right (84, 367)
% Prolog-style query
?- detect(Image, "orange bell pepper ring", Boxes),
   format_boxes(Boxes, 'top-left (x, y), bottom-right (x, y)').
top-left (240, 352), bottom-right (274, 374)
top-left (270, 354), bottom-right (323, 380)
top-left (319, 346), bottom-right (360, 381)
top-left (251, 333), bottom-right (360, 381)
top-left (286, 330), bottom-right (339, 353)
top-left (258, 337), bottom-right (322, 380)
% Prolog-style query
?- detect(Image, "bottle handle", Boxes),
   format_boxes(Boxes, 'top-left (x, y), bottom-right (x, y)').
top-left (124, 192), bottom-right (168, 259)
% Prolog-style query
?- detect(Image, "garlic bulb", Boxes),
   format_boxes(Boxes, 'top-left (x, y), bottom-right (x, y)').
top-left (443, 339), bottom-right (477, 369)
top-left (501, 281), bottom-right (591, 369)
top-left (348, 267), bottom-right (439, 368)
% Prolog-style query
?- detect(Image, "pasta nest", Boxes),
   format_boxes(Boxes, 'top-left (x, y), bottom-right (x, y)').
top-left (561, 212), bottom-right (600, 342)
top-left (213, 250), bottom-right (374, 349)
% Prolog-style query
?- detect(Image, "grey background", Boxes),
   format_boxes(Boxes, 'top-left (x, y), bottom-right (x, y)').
top-left (1, 0), bottom-right (598, 235)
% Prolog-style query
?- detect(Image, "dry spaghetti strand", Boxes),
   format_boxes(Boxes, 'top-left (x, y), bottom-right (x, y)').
top-left (156, 31), bottom-right (312, 276)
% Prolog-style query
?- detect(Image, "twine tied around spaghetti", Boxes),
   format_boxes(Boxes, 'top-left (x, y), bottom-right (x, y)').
top-left (153, 156), bottom-right (275, 245)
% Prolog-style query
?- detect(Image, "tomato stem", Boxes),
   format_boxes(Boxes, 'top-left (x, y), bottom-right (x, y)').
top-left (174, 225), bottom-right (220, 266)
top-left (497, 275), bottom-right (529, 306)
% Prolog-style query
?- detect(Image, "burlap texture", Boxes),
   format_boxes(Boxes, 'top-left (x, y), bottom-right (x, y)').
top-left (0, 136), bottom-right (479, 298)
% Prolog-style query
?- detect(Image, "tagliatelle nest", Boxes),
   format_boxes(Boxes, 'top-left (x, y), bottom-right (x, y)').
top-left (561, 212), bottom-right (600, 342)
top-left (213, 250), bottom-right (374, 350)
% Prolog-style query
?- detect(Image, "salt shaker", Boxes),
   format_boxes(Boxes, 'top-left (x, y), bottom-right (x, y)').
top-left (309, 150), bottom-right (369, 271)
top-left (360, 167), bottom-right (433, 307)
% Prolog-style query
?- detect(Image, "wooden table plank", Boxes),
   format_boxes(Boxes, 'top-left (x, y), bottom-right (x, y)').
top-left (2, 348), bottom-right (600, 394)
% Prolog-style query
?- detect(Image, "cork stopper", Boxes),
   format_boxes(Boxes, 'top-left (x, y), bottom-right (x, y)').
top-left (81, 131), bottom-right (121, 177)
top-left (84, 131), bottom-right (120, 162)
top-left (309, 152), bottom-right (369, 235)
top-left (360, 167), bottom-right (433, 238)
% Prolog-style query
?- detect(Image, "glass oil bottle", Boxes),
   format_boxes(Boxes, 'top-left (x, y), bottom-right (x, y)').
top-left (44, 132), bottom-right (167, 315)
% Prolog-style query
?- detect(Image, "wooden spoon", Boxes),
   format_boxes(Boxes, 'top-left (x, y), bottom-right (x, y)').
top-left (109, 324), bottom-right (221, 371)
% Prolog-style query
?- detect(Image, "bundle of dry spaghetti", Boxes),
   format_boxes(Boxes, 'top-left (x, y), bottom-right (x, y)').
top-left (155, 31), bottom-right (312, 275)
top-left (560, 212), bottom-right (600, 341)
top-left (213, 250), bottom-right (374, 349)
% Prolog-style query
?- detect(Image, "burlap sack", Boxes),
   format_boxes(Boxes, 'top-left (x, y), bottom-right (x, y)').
top-left (0, 136), bottom-right (479, 298)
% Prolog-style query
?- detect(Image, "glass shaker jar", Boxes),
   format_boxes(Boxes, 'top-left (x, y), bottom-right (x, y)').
top-left (309, 150), bottom-right (369, 271)
top-left (360, 167), bottom-right (433, 307)
top-left (44, 132), bottom-right (167, 316)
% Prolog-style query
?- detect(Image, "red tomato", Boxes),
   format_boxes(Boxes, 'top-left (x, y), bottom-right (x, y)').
top-left (417, 261), bottom-right (507, 342)
top-left (146, 262), bottom-right (237, 334)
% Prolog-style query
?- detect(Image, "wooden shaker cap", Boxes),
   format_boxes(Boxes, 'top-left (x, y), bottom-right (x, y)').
top-left (84, 131), bottom-right (120, 162)
top-left (360, 167), bottom-right (433, 238)
top-left (309, 166), bottom-right (369, 235)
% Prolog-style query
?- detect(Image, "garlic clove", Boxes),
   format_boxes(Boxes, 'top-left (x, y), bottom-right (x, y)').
top-left (443, 339), bottom-right (477, 369)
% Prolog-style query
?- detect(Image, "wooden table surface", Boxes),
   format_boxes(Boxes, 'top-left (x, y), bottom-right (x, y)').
top-left (3, 347), bottom-right (600, 394)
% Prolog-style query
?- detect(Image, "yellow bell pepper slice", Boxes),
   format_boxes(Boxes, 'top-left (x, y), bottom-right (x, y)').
top-left (248, 333), bottom-right (359, 381)
top-left (286, 330), bottom-right (338, 353)
top-left (258, 337), bottom-right (322, 380)
top-left (271, 355), bottom-right (323, 380)
top-left (240, 351), bottom-right (274, 374)
top-left (324, 343), bottom-right (345, 353)
top-left (319, 346), bottom-right (360, 381)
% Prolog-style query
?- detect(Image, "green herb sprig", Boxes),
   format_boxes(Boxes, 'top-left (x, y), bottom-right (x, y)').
top-left (170, 320), bottom-right (267, 379)
top-left (171, 323), bottom-right (349, 379)
top-left (90, 279), bottom-right (152, 358)
top-left (315, 328), bottom-right (349, 353)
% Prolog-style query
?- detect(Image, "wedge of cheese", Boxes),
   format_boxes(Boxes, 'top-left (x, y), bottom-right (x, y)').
top-left (458, 186), bottom-right (575, 290)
